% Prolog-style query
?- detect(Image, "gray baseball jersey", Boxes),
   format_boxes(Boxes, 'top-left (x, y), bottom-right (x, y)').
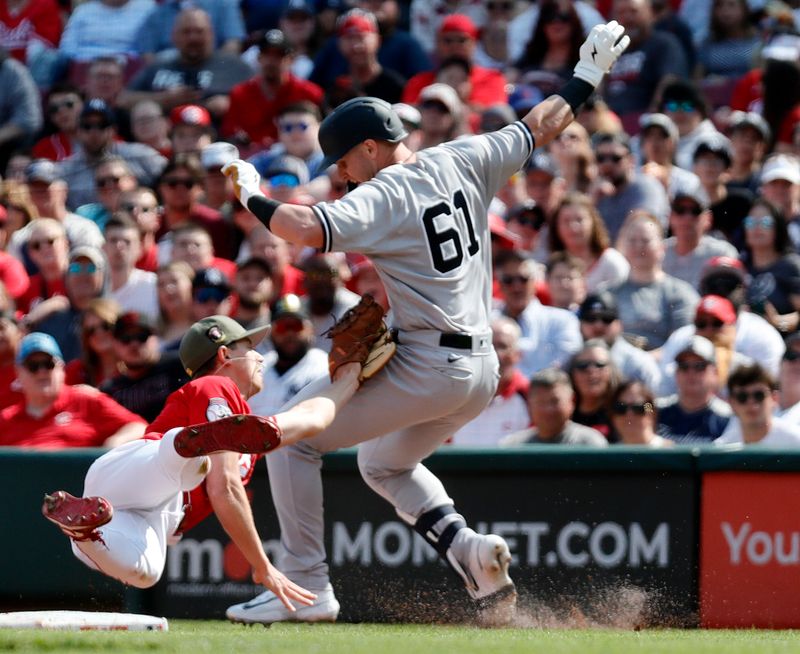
top-left (262, 121), bottom-right (536, 591)
top-left (312, 122), bottom-right (535, 333)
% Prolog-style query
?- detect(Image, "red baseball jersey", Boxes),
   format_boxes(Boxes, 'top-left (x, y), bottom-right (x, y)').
top-left (0, 385), bottom-right (145, 449)
top-left (147, 375), bottom-right (260, 533)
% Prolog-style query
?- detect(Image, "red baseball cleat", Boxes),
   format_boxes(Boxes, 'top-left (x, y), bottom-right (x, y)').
top-left (42, 491), bottom-right (112, 542)
top-left (172, 414), bottom-right (283, 458)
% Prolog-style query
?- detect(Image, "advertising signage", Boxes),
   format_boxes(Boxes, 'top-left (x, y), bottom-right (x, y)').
top-left (150, 464), bottom-right (697, 625)
top-left (700, 471), bottom-right (800, 628)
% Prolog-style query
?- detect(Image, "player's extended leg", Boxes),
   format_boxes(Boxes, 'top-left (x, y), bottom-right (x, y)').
top-left (43, 429), bottom-right (210, 586)
top-left (227, 344), bottom-right (504, 624)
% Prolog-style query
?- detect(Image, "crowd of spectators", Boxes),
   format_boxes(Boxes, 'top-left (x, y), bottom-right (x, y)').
top-left (2, 0), bottom-right (800, 451)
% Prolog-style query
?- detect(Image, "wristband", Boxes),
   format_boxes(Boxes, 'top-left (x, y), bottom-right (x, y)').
top-left (248, 195), bottom-right (282, 231)
top-left (556, 77), bottom-right (595, 115)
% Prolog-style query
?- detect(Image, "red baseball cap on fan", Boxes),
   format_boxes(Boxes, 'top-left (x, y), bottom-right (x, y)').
top-left (695, 295), bottom-right (737, 325)
top-left (439, 14), bottom-right (479, 40)
top-left (170, 104), bottom-right (211, 127)
top-left (337, 10), bottom-right (378, 37)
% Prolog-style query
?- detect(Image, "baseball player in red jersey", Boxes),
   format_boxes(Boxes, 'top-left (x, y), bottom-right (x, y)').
top-left (222, 22), bottom-right (629, 625)
top-left (42, 315), bottom-right (363, 613)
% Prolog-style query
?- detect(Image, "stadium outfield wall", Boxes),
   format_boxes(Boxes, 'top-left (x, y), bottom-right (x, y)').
top-left (2, 446), bottom-right (798, 628)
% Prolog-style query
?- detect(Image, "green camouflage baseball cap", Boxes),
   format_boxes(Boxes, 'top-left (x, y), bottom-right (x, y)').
top-left (179, 315), bottom-right (270, 377)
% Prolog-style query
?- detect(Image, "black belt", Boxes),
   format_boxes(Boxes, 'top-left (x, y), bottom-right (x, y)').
top-left (438, 333), bottom-right (473, 349)
top-left (391, 330), bottom-right (475, 350)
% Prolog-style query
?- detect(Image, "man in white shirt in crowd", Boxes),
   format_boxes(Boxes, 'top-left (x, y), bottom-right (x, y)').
top-left (493, 249), bottom-right (582, 378)
top-left (103, 213), bottom-right (158, 321)
top-left (715, 363), bottom-right (800, 447)
top-left (247, 294), bottom-right (328, 418)
top-left (451, 316), bottom-right (531, 447)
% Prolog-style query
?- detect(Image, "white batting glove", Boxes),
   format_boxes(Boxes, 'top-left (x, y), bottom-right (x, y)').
top-left (573, 20), bottom-right (631, 88)
top-left (221, 159), bottom-right (265, 206)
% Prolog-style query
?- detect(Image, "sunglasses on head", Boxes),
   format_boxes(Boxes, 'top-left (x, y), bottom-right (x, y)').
top-left (744, 215), bottom-right (775, 230)
top-left (28, 237), bottom-right (57, 251)
top-left (784, 349), bottom-right (800, 362)
top-left (613, 401), bottom-right (653, 416)
top-left (596, 152), bottom-right (624, 164)
top-left (194, 287), bottom-right (229, 304)
top-left (272, 317), bottom-right (305, 334)
top-left (48, 99), bottom-right (76, 115)
top-left (664, 100), bottom-right (696, 113)
top-left (162, 177), bottom-right (195, 189)
top-left (85, 321), bottom-right (113, 337)
top-left (279, 121), bottom-right (310, 133)
top-left (116, 331), bottom-right (150, 345)
top-left (581, 314), bottom-right (615, 325)
top-left (23, 358), bottom-right (56, 373)
top-left (80, 121), bottom-right (111, 131)
top-left (67, 261), bottom-right (98, 275)
top-left (731, 389), bottom-right (768, 404)
top-left (677, 360), bottom-right (710, 372)
top-left (574, 360), bottom-right (609, 371)
top-left (672, 204), bottom-right (702, 217)
top-left (499, 273), bottom-right (530, 285)
top-left (695, 318), bottom-right (724, 330)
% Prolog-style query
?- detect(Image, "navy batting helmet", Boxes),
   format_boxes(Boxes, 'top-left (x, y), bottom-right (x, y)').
top-left (318, 97), bottom-right (408, 169)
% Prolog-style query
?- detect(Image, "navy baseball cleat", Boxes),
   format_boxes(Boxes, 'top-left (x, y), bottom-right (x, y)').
top-left (226, 584), bottom-right (340, 625)
top-left (173, 414), bottom-right (282, 458)
top-left (42, 491), bottom-right (112, 542)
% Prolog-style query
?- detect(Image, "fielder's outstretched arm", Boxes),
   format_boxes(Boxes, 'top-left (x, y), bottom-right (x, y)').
top-left (523, 21), bottom-right (629, 147)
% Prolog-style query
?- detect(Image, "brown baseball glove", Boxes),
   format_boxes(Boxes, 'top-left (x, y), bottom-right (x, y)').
top-left (326, 294), bottom-right (396, 381)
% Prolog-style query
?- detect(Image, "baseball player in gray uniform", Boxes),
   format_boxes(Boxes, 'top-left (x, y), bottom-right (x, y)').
top-left (222, 21), bottom-right (630, 625)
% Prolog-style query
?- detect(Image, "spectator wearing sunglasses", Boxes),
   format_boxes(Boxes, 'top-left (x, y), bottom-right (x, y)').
top-left (742, 197), bottom-right (800, 331)
top-left (715, 363), bottom-right (800, 447)
top-left (609, 379), bottom-right (672, 447)
top-left (15, 218), bottom-right (67, 316)
top-left (662, 185), bottom-right (737, 289)
top-left (75, 157), bottom-right (139, 231)
top-left (502, 367), bottom-right (607, 447)
top-left (156, 156), bottom-right (235, 263)
top-left (249, 102), bottom-right (328, 201)
top-left (247, 293), bottom-right (328, 418)
top-left (505, 199), bottom-right (547, 260)
top-left (29, 246), bottom-right (109, 363)
top-left (64, 297), bottom-right (122, 387)
top-left (191, 267), bottom-right (234, 321)
top-left (657, 336), bottom-right (731, 443)
top-left (592, 132), bottom-right (670, 242)
top-left (222, 29), bottom-right (323, 151)
top-left (59, 99), bottom-right (167, 210)
top-left (577, 292), bottom-right (662, 393)
top-left (100, 311), bottom-right (189, 422)
top-left (567, 339), bottom-right (621, 441)
top-left (0, 332), bottom-right (146, 448)
top-left (32, 83), bottom-right (83, 163)
top-left (494, 249), bottom-right (582, 378)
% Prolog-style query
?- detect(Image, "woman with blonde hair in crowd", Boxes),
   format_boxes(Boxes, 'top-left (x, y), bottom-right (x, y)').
top-left (156, 261), bottom-right (195, 351)
top-left (549, 192), bottom-right (629, 291)
top-left (65, 298), bottom-right (121, 386)
top-left (610, 380), bottom-right (673, 447)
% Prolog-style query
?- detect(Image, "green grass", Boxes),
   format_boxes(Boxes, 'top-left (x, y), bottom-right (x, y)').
top-left (0, 622), bottom-right (799, 654)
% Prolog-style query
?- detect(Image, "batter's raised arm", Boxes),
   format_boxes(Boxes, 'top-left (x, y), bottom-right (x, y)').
top-left (522, 21), bottom-right (630, 147)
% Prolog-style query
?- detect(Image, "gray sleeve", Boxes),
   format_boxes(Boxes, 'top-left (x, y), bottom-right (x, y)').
top-left (666, 278), bottom-right (700, 330)
top-left (0, 59), bottom-right (43, 138)
top-left (445, 122), bottom-right (534, 200)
